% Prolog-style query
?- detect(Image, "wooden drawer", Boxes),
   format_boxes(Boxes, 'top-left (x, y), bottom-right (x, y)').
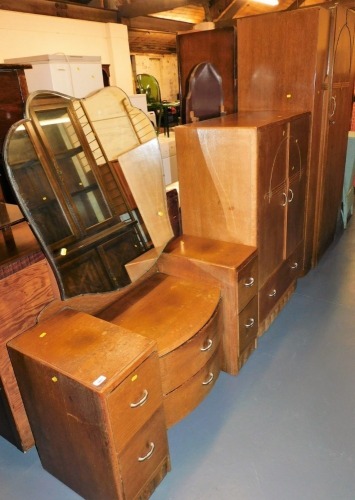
top-left (159, 306), bottom-right (220, 394)
top-left (239, 295), bottom-right (259, 354)
top-left (119, 407), bottom-right (170, 500)
top-left (238, 256), bottom-right (258, 312)
top-left (108, 352), bottom-right (163, 451)
top-left (259, 261), bottom-right (294, 324)
top-left (164, 347), bottom-right (221, 428)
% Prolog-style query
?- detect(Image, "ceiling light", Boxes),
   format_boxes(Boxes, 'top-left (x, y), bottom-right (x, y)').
top-left (252, 0), bottom-right (279, 5)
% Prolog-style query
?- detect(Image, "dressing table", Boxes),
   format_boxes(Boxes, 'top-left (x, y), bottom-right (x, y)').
top-left (4, 87), bottom-right (242, 499)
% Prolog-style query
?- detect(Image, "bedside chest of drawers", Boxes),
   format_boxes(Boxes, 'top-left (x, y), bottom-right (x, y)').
top-left (7, 308), bottom-right (170, 500)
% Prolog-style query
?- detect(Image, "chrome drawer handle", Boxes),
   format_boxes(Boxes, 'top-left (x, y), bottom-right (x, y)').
top-left (245, 318), bottom-right (255, 328)
top-left (290, 262), bottom-right (298, 269)
top-left (138, 442), bottom-right (155, 462)
top-left (268, 289), bottom-right (277, 297)
top-left (281, 192), bottom-right (287, 206)
top-left (202, 372), bottom-right (214, 385)
top-left (200, 339), bottom-right (213, 352)
top-left (288, 188), bottom-right (294, 203)
top-left (130, 389), bottom-right (148, 408)
top-left (244, 277), bottom-right (255, 288)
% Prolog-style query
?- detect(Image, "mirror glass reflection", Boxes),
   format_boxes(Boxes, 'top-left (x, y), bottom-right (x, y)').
top-left (4, 89), bottom-right (173, 298)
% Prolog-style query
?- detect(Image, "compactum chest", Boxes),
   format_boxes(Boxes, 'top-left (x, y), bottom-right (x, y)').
top-left (7, 309), bottom-right (170, 500)
top-left (175, 111), bottom-right (310, 334)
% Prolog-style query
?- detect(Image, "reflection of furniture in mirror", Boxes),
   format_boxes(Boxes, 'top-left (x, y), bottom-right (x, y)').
top-left (5, 93), bottom-right (150, 298)
top-left (185, 62), bottom-right (225, 123)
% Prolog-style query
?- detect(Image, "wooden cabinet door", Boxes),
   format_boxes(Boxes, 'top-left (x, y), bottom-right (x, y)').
top-left (286, 173), bottom-right (307, 261)
top-left (259, 183), bottom-right (287, 287)
top-left (258, 123), bottom-right (288, 286)
top-left (316, 7), bottom-right (355, 260)
top-left (286, 114), bottom-right (310, 262)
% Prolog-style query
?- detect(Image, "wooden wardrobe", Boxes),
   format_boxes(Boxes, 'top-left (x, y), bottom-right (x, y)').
top-left (177, 4), bottom-right (355, 272)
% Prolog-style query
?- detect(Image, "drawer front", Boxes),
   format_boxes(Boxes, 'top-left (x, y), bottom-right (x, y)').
top-left (159, 306), bottom-right (220, 395)
top-left (259, 262), bottom-right (294, 324)
top-left (239, 295), bottom-right (259, 354)
top-left (119, 407), bottom-right (169, 500)
top-left (238, 256), bottom-right (258, 312)
top-left (108, 352), bottom-right (163, 451)
top-left (164, 348), bottom-right (221, 428)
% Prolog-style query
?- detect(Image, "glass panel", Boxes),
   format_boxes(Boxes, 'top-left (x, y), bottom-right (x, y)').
top-left (6, 122), bottom-right (73, 245)
top-left (35, 107), bottom-right (111, 230)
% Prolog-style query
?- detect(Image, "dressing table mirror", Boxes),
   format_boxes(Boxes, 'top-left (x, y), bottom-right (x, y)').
top-left (4, 87), bottom-right (174, 298)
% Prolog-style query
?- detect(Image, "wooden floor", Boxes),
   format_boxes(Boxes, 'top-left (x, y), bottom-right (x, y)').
top-left (0, 215), bottom-right (354, 500)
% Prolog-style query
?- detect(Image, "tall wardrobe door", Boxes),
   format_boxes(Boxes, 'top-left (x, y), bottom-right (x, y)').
top-left (316, 7), bottom-right (355, 260)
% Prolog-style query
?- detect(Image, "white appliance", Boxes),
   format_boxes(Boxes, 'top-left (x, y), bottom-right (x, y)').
top-left (5, 54), bottom-right (104, 98)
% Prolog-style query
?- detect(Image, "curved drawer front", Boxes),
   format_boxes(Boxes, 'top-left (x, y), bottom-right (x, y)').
top-left (159, 305), bottom-right (220, 395)
top-left (239, 295), bottom-right (259, 354)
top-left (108, 352), bottom-right (163, 451)
top-left (119, 407), bottom-right (169, 500)
top-left (238, 256), bottom-right (258, 312)
top-left (163, 347), bottom-right (221, 428)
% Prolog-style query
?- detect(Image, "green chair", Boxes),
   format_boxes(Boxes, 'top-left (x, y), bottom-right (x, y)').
top-left (136, 73), bottom-right (164, 134)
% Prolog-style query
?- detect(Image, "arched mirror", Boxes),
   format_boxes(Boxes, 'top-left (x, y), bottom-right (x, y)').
top-left (4, 88), bottom-right (174, 298)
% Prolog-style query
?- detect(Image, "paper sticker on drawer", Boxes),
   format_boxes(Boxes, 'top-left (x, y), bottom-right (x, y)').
top-left (93, 375), bottom-right (107, 386)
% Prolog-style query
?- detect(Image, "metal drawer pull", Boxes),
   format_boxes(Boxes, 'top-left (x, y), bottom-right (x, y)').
top-left (200, 339), bottom-right (213, 352)
top-left (244, 277), bottom-right (255, 287)
top-left (268, 289), bottom-right (277, 297)
top-left (202, 372), bottom-right (214, 385)
top-left (290, 262), bottom-right (298, 269)
top-left (138, 442), bottom-right (155, 462)
top-left (281, 192), bottom-right (287, 206)
top-left (130, 389), bottom-right (148, 408)
top-left (288, 189), bottom-right (294, 202)
top-left (245, 318), bottom-right (255, 328)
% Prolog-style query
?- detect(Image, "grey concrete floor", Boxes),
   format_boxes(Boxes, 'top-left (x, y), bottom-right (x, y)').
top-left (1, 216), bottom-right (354, 500)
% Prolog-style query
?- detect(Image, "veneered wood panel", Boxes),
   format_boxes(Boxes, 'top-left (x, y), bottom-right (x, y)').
top-left (177, 27), bottom-right (237, 123)
top-left (0, 257), bottom-right (59, 450)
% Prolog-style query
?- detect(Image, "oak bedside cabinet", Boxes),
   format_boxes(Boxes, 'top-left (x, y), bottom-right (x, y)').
top-left (7, 308), bottom-right (170, 500)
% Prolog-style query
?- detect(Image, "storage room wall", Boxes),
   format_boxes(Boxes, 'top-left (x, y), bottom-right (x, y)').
top-left (132, 53), bottom-right (179, 102)
top-left (0, 10), bottom-right (134, 95)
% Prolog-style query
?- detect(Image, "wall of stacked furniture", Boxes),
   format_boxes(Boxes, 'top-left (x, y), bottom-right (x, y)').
top-left (0, 4), bottom-right (354, 499)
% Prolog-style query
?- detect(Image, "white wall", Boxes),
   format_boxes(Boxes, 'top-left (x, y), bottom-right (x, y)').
top-left (0, 10), bottom-right (134, 95)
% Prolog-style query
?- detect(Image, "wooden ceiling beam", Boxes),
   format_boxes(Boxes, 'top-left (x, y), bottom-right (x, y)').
top-left (0, 0), bottom-right (118, 22)
top-left (209, 0), bottom-right (246, 21)
top-left (122, 16), bottom-right (194, 33)
top-left (117, 0), bottom-right (204, 18)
